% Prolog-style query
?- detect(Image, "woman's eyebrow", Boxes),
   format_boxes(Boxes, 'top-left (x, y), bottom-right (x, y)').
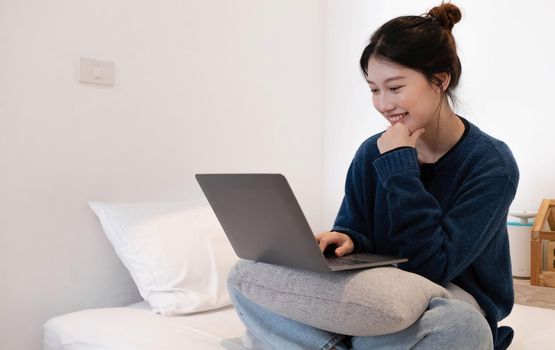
top-left (366, 76), bottom-right (406, 84)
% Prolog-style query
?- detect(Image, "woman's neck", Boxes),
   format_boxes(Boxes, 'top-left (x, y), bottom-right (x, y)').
top-left (415, 101), bottom-right (465, 164)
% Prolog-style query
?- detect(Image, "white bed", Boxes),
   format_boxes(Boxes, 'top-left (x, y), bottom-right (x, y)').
top-left (45, 202), bottom-right (553, 349)
top-left (44, 301), bottom-right (555, 350)
top-left (43, 302), bottom-right (247, 350)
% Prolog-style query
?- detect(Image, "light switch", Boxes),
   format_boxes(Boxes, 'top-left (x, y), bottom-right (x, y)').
top-left (79, 57), bottom-right (115, 86)
top-left (93, 63), bottom-right (102, 79)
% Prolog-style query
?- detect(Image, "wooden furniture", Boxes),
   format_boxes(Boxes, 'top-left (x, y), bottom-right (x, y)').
top-left (531, 199), bottom-right (555, 287)
top-left (548, 241), bottom-right (555, 272)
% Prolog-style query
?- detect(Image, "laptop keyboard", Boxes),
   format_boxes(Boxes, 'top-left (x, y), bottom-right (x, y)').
top-left (326, 256), bottom-right (369, 266)
top-left (325, 253), bottom-right (402, 267)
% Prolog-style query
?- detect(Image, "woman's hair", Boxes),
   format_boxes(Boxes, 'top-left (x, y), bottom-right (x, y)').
top-left (359, 1), bottom-right (462, 106)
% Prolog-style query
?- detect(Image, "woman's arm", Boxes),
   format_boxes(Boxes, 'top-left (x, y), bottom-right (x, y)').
top-left (373, 147), bottom-right (518, 286)
top-left (331, 144), bottom-right (373, 254)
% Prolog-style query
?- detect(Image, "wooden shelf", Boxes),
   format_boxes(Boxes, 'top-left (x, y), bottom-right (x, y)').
top-left (531, 199), bottom-right (555, 285)
top-left (539, 271), bottom-right (555, 288)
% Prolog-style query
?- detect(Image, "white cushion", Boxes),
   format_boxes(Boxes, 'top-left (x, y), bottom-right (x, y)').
top-left (88, 201), bottom-right (239, 316)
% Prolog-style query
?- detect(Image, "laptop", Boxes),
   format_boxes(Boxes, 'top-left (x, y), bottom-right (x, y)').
top-left (195, 173), bottom-right (408, 272)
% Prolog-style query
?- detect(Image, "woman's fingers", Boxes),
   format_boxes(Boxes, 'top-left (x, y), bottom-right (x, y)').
top-left (335, 238), bottom-right (354, 257)
top-left (410, 128), bottom-right (426, 143)
top-left (318, 239), bottom-right (328, 252)
top-left (315, 231), bottom-right (354, 256)
top-left (317, 234), bottom-right (337, 252)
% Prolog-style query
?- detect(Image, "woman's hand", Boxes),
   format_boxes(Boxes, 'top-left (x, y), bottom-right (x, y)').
top-left (377, 123), bottom-right (426, 154)
top-left (314, 231), bottom-right (354, 257)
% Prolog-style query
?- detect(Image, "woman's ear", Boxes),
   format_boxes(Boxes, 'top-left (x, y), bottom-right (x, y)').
top-left (433, 72), bottom-right (451, 93)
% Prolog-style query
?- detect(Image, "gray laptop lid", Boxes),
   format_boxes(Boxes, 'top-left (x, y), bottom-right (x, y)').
top-left (195, 173), bottom-right (331, 271)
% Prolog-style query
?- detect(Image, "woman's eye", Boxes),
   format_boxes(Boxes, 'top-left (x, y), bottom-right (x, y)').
top-left (390, 86), bottom-right (403, 92)
top-left (370, 89), bottom-right (378, 94)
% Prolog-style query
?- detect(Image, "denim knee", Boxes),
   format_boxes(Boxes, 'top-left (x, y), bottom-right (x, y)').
top-left (425, 297), bottom-right (493, 350)
top-left (227, 259), bottom-right (254, 288)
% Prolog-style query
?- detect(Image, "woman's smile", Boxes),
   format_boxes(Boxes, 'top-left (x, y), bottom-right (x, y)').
top-left (387, 112), bottom-right (409, 124)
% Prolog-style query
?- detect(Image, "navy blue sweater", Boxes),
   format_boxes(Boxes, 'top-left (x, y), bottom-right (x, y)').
top-left (331, 116), bottom-right (519, 350)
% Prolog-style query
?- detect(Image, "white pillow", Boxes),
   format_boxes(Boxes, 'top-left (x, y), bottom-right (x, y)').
top-left (88, 201), bottom-right (239, 316)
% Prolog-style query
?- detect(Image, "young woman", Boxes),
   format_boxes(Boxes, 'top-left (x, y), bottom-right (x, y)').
top-left (229, 2), bottom-right (519, 350)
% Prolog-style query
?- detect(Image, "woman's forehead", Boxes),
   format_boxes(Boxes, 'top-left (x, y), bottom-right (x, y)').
top-left (366, 56), bottom-right (419, 84)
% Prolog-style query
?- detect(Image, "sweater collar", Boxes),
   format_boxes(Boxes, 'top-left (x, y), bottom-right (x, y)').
top-left (419, 114), bottom-right (476, 170)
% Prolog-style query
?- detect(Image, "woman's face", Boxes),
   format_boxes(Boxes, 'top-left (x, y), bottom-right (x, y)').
top-left (366, 55), bottom-right (445, 133)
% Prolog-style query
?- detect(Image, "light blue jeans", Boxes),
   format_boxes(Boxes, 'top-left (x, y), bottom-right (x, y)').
top-left (228, 282), bottom-right (493, 350)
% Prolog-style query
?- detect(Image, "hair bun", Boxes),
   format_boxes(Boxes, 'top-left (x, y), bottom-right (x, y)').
top-left (428, 2), bottom-right (461, 31)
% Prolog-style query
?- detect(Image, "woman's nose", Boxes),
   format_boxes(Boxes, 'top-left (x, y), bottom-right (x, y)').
top-left (375, 95), bottom-right (395, 114)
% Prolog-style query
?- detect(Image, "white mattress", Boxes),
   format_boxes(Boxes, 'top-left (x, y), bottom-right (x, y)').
top-left (43, 302), bottom-right (248, 350)
top-left (44, 302), bottom-right (555, 350)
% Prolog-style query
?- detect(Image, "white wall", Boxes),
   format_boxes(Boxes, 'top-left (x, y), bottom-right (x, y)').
top-left (0, 1), bottom-right (325, 349)
top-left (323, 0), bottom-right (555, 229)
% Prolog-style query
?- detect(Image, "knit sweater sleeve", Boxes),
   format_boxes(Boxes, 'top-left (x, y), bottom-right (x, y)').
top-left (372, 147), bottom-right (517, 286)
top-left (331, 145), bottom-right (372, 253)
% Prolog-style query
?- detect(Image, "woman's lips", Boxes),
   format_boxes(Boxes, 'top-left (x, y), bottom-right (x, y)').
top-left (388, 112), bottom-right (408, 123)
